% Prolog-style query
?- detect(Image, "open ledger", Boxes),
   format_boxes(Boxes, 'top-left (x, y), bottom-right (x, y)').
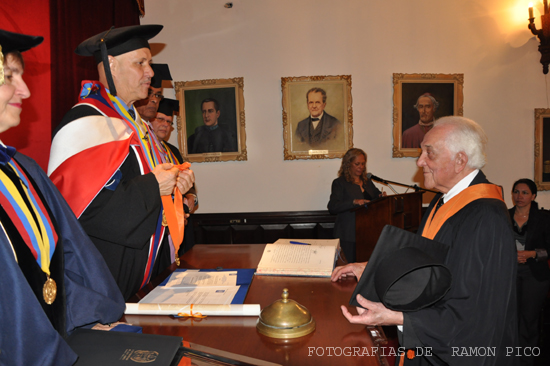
top-left (256, 238), bottom-right (340, 277)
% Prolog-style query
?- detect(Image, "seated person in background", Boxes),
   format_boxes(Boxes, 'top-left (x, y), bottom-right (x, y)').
top-left (509, 178), bottom-right (550, 366)
top-left (332, 116), bottom-right (518, 365)
top-left (328, 148), bottom-right (383, 263)
top-left (0, 29), bottom-right (124, 366)
top-left (187, 97), bottom-right (238, 154)
top-left (152, 98), bottom-right (198, 254)
top-left (48, 25), bottom-right (195, 300)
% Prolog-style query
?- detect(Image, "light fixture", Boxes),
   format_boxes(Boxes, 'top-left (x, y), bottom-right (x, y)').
top-left (529, 1), bottom-right (550, 73)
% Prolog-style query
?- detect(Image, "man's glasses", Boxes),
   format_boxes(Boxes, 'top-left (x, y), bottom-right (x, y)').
top-left (148, 89), bottom-right (164, 100)
top-left (155, 117), bottom-right (173, 126)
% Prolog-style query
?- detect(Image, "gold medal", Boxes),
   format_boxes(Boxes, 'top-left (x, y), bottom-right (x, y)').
top-left (43, 276), bottom-right (57, 305)
top-left (175, 257), bottom-right (180, 266)
top-left (162, 211), bottom-right (168, 226)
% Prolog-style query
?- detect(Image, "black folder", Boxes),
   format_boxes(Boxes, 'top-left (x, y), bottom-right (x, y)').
top-left (67, 329), bottom-right (183, 366)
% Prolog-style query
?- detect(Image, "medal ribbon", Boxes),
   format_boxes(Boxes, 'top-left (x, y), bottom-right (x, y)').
top-left (0, 160), bottom-right (58, 275)
top-left (162, 141), bottom-right (181, 164)
top-left (79, 81), bottom-right (167, 287)
top-left (161, 162), bottom-right (191, 258)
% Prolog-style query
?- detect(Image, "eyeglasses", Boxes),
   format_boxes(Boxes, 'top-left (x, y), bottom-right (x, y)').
top-left (148, 89), bottom-right (164, 100)
top-left (155, 117), bottom-right (173, 126)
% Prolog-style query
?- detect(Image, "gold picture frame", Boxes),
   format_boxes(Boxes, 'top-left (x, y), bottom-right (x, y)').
top-left (392, 73), bottom-right (464, 157)
top-left (281, 75), bottom-right (353, 160)
top-left (534, 108), bottom-right (550, 191)
top-left (175, 77), bottom-right (247, 163)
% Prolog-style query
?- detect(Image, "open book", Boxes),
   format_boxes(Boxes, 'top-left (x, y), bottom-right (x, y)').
top-left (256, 239), bottom-right (340, 277)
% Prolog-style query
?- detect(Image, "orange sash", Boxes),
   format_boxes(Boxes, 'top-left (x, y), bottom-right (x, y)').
top-left (161, 162), bottom-right (191, 258)
top-left (421, 184), bottom-right (504, 240)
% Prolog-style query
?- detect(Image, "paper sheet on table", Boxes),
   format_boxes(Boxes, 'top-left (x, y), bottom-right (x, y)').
top-left (139, 286), bottom-right (240, 305)
top-left (164, 270), bottom-right (238, 288)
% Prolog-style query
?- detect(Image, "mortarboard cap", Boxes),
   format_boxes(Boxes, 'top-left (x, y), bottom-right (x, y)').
top-left (150, 64), bottom-right (172, 88)
top-left (0, 29), bottom-right (43, 86)
top-left (74, 25), bottom-right (163, 97)
top-left (350, 225), bottom-right (452, 312)
top-left (157, 98), bottom-right (179, 116)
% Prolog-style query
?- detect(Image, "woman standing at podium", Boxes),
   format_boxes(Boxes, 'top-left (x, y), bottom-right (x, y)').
top-left (328, 148), bottom-right (383, 262)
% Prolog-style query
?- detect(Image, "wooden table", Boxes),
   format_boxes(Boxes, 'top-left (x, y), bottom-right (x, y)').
top-left (124, 245), bottom-right (391, 366)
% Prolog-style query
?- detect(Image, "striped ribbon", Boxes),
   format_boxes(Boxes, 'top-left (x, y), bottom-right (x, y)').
top-left (0, 160), bottom-right (58, 274)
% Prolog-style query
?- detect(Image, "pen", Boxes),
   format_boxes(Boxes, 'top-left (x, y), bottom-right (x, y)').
top-left (290, 241), bottom-right (311, 245)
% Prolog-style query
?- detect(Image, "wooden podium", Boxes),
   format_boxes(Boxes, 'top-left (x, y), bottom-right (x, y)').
top-left (354, 191), bottom-right (424, 262)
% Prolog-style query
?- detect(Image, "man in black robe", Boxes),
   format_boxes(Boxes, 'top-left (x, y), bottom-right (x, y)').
top-left (48, 26), bottom-right (195, 300)
top-left (332, 116), bottom-right (518, 365)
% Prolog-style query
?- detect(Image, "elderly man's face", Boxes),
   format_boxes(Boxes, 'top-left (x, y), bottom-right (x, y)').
top-left (111, 48), bottom-right (153, 106)
top-left (202, 101), bottom-right (220, 127)
top-left (151, 112), bottom-right (173, 141)
top-left (307, 92), bottom-right (326, 118)
top-left (417, 125), bottom-right (458, 193)
top-left (417, 96), bottom-right (435, 123)
top-left (135, 86), bottom-right (163, 121)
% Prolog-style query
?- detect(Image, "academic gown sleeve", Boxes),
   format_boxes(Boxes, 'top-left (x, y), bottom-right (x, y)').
top-left (78, 151), bottom-right (161, 248)
top-left (0, 153), bottom-right (125, 366)
top-left (402, 199), bottom-right (518, 365)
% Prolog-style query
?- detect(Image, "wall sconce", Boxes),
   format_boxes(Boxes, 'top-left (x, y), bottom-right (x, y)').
top-left (529, 1), bottom-right (550, 73)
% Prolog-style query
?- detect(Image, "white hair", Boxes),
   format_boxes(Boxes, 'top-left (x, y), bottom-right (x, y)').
top-left (434, 116), bottom-right (487, 169)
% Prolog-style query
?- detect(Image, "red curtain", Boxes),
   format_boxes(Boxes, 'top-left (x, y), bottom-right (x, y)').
top-left (49, 0), bottom-right (141, 133)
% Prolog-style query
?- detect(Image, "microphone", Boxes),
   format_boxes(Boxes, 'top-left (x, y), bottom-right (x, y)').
top-left (367, 173), bottom-right (386, 183)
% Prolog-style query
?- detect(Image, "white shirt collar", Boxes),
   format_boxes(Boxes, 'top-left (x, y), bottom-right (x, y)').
top-left (310, 112), bottom-right (324, 120)
top-left (442, 169), bottom-right (479, 203)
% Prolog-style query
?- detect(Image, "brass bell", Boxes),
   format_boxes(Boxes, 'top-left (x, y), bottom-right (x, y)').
top-left (256, 288), bottom-right (316, 339)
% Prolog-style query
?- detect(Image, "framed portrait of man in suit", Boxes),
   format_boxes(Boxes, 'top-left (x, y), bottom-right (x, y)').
top-left (281, 75), bottom-right (353, 160)
top-left (175, 77), bottom-right (247, 163)
top-left (535, 109), bottom-right (550, 190)
top-left (392, 73), bottom-right (464, 158)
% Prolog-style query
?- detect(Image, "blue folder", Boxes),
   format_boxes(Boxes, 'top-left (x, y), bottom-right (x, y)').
top-left (158, 268), bottom-right (256, 305)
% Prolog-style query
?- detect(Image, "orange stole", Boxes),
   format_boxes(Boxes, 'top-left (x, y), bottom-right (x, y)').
top-left (161, 162), bottom-right (191, 256)
top-left (421, 184), bottom-right (504, 240)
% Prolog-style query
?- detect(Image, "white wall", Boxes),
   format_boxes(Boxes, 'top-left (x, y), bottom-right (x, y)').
top-left (142, 0), bottom-right (550, 213)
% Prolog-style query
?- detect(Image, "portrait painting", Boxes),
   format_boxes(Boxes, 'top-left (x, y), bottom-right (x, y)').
top-left (281, 75), bottom-right (353, 160)
top-left (175, 77), bottom-right (247, 163)
top-left (534, 109), bottom-right (550, 190)
top-left (392, 73), bottom-right (464, 158)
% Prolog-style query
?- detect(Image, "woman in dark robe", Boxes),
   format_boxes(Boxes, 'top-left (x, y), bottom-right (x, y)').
top-left (0, 29), bottom-right (124, 366)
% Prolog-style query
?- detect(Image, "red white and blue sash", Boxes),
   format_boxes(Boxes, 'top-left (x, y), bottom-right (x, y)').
top-left (48, 81), bottom-right (167, 287)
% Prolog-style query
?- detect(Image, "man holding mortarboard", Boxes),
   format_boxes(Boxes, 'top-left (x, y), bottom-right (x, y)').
top-left (48, 25), bottom-right (195, 300)
top-left (332, 116), bottom-right (518, 365)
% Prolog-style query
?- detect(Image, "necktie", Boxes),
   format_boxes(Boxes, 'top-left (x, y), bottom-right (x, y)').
top-left (311, 117), bottom-right (320, 121)
top-left (128, 109), bottom-right (136, 121)
top-left (433, 197), bottom-right (444, 215)
top-left (0, 145), bottom-right (16, 165)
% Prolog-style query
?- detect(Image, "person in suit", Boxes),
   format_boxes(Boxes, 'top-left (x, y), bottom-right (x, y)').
top-left (402, 93), bottom-right (439, 149)
top-left (187, 98), bottom-right (238, 154)
top-left (328, 148), bottom-right (383, 263)
top-left (295, 87), bottom-right (343, 148)
top-left (0, 28), bottom-right (124, 366)
top-left (509, 178), bottom-right (550, 366)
